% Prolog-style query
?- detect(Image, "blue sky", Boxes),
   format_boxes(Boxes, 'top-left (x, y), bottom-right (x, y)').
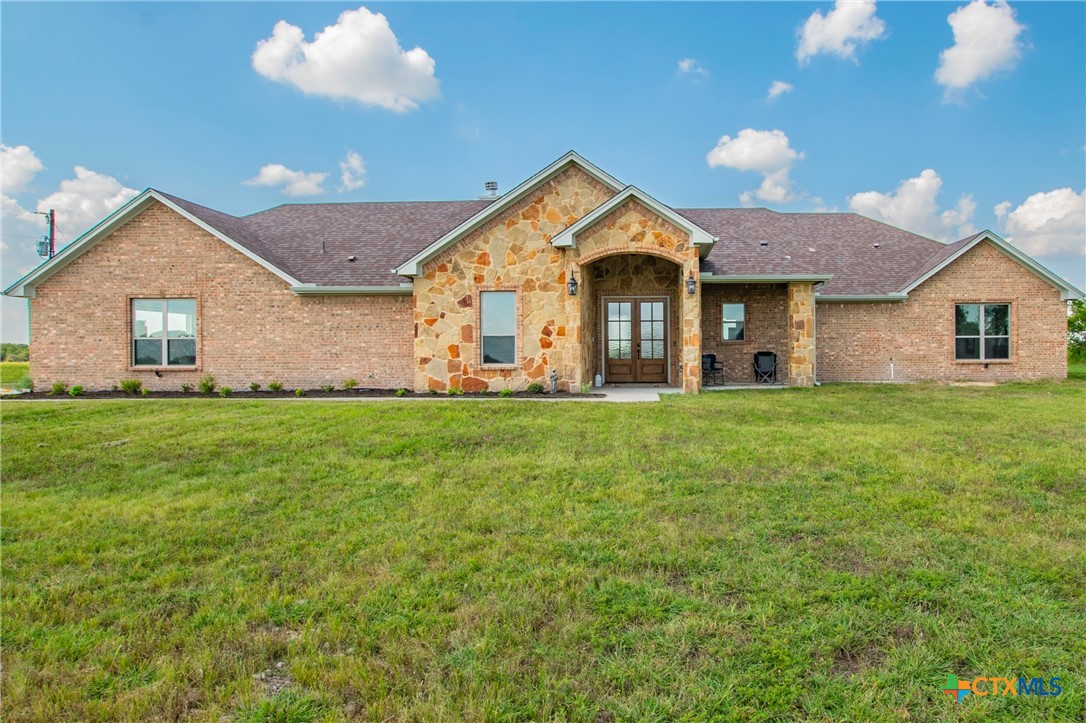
top-left (2, 1), bottom-right (1084, 342)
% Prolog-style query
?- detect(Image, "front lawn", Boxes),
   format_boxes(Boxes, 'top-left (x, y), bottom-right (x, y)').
top-left (2, 380), bottom-right (1084, 721)
top-left (1, 361), bottom-right (29, 387)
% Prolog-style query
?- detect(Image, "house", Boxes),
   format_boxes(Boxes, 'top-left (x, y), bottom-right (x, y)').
top-left (4, 152), bottom-right (1081, 393)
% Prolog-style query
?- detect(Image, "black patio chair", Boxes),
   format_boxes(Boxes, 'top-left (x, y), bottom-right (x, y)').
top-left (701, 353), bottom-right (724, 386)
top-left (753, 351), bottom-right (777, 383)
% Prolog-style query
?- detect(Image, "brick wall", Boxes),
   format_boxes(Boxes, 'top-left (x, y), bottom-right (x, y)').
top-left (701, 284), bottom-right (789, 383)
top-left (816, 241), bottom-right (1068, 382)
top-left (28, 201), bottom-right (414, 391)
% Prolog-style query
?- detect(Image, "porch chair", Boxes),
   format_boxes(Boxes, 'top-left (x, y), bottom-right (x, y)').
top-left (753, 351), bottom-right (777, 384)
top-left (701, 353), bottom-right (724, 386)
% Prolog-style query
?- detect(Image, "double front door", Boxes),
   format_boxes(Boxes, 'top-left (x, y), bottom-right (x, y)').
top-left (604, 297), bottom-right (668, 383)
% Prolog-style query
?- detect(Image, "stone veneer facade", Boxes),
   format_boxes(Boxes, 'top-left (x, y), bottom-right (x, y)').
top-left (18, 179), bottom-right (1070, 393)
top-left (413, 167), bottom-right (705, 393)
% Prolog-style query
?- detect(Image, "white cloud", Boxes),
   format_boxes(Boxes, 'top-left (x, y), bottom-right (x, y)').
top-left (848, 169), bottom-right (977, 240)
top-left (1, 149), bottom-right (139, 342)
top-left (796, 0), bottom-right (887, 65)
top-left (706, 128), bottom-right (804, 205)
top-left (1, 144), bottom-right (44, 194)
top-left (36, 166), bottom-right (139, 239)
top-left (995, 188), bottom-right (1085, 256)
top-left (935, 0), bottom-right (1024, 96)
top-left (252, 6), bottom-right (440, 112)
top-left (338, 151), bottom-right (366, 192)
top-left (677, 58), bottom-right (709, 76)
top-left (766, 80), bottom-right (794, 101)
top-left (245, 164), bottom-right (327, 196)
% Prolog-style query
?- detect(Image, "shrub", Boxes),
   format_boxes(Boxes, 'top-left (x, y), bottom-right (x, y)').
top-left (180, 383), bottom-right (194, 393)
top-left (219, 387), bottom-right (233, 398)
top-left (429, 388), bottom-right (438, 395)
top-left (17, 375), bottom-right (33, 392)
top-left (249, 382), bottom-right (261, 393)
top-left (49, 381), bottom-right (68, 396)
top-left (268, 381), bottom-right (284, 392)
top-left (119, 378), bottom-right (143, 395)
top-left (141, 388), bottom-right (150, 396)
top-left (581, 383), bottom-right (593, 395)
top-left (499, 388), bottom-right (514, 398)
top-left (395, 388), bottom-right (408, 397)
top-left (447, 386), bottom-right (464, 396)
top-left (294, 388), bottom-right (305, 397)
top-left (111, 384), bottom-right (119, 392)
top-left (526, 382), bottom-right (545, 394)
top-left (321, 384), bottom-right (335, 393)
top-left (69, 385), bottom-right (84, 397)
top-left (342, 378), bottom-right (358, 390)
top-left (198, 375), bottom-right (217, 394)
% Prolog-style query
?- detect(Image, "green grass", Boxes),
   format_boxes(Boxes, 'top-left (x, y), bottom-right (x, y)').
top-left (1, 361), bottom-right (30, 387)
top-left (1068, 360), bottom-right (1086, 381)
top-left (3, 380), bottom-right (1084, 721)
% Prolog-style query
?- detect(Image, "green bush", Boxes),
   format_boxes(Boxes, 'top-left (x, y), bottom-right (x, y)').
top-left (198, 375), bottom-right (216, 394)
top-left (249, 382), bottom-right (261, 393)
top-left (526, 382), bottom-right (545, 394)
top-left (499, 388), bottom-right (514, 398)
top-left (119, 378), bottom-right (143, 395)
top-left (68, 385), bottom-right (84, 397)
top-left (321, 384), bottom-right (335, 393)
top-left (17, 375), bottom-right (33, 392)
top-left (49, 381), bottom-right (68, 396)
top-left (581, 383), bottom-right (593, 395)
top-left (447, 386), bottom-right (464, 396)
top-left (180, 383), bottom-right (194, 393)
top-left (342, 378), bottom-right (358, 390)
top-left (294, 388), bottom-right (305, 397)
top-left (395, 388), bottom-right (408, 397)
top-left (429, 388), bottom-right (438, 395)
top-left (140, 388), bottom-right (150, 396)
top-left (219, 387), bottom-right (233, 398)
top-left (268, 381), bottom-right (284, 392)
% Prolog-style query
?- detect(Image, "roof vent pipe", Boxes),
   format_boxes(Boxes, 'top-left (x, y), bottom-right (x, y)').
top-left (479, 181), bottom-right (499, 201)
top-left (758, 240), bottom-right (769, 247)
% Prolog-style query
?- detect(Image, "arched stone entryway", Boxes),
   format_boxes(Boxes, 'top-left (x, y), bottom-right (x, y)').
top-left (578, 253), bottom-right (684, 386)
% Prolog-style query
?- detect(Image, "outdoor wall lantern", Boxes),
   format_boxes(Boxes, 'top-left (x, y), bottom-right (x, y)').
top-left (567, 269), bottom-right (579, 296)
top-left (686, 270), bottom-right (697, 295)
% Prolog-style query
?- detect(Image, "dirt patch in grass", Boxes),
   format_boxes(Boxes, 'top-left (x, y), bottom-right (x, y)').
top-left (830, 643), bottom-right (886, 677)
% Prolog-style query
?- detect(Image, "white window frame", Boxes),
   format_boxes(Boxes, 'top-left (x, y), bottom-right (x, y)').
top-left (722, 302), bottom-right (746, 342)
top-left (954, 303), bottom-right (1010, 361)
top-left (132, 298), bottom-right (197, 367)
top-left (479, 290), bottom-right (518, 368)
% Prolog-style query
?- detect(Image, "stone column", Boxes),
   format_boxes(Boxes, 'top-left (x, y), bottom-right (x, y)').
top-left (680, 252), bottom-right (702, 393)
top-left (787, 282), bottom-right (815, 387)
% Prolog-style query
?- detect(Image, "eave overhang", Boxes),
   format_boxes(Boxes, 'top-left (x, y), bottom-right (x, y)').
top-left (551, 185), bottom-right (717, 258)
top-left (394, 151), bottom-right (625, 277)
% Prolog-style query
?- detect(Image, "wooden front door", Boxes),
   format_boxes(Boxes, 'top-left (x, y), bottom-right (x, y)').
top-left (604, 298), bottom-right (668, 383)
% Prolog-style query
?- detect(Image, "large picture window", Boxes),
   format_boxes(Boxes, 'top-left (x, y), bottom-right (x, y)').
top-left (722, 303), bottom-right (745, 341)
top-left (133, 299), bottom-right (196, 366)
top-left (480, 291), bottom-right (516, 365)
top-left (955, 303), bottom-right (1009, 360)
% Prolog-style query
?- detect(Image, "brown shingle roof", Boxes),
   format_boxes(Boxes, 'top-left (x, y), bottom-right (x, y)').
top-left (683, 208), bottom-right (953, 295)
top-left (154, 191), bottom-right (967, 295)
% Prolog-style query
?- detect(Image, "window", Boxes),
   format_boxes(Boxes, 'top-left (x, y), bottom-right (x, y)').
top-left (133, 299), bottom-right (196, 366)
top-left (480, 291), bottom-right (516, 365)
top-left (722, 303), bottom-right (745, 341)
top-left (955, 303), bottom-right (1009, 360)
